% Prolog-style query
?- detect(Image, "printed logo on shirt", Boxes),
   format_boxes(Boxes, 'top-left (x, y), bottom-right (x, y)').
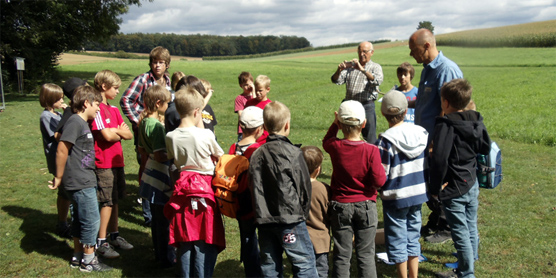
top-left (105, 118), bottom-right (111, 124)
top-left (283, 233), bottom-right (296, 244)
top-left (87, 133), bottom-right (93, 139)
top-left (202, 110), bottom-right (213, 124)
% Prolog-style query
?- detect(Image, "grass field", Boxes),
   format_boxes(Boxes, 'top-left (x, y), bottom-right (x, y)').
top-left (1, 43), bottom-right (555, 277)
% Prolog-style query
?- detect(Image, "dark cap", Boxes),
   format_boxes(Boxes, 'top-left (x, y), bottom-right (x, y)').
top-left (62, 77), bottom-right (87, 99)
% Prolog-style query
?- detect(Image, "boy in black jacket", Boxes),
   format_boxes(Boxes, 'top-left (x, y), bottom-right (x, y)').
top-left (249, 101), bottom-right (318, 277)
top-left (430, 79), bottom-right (490, 278)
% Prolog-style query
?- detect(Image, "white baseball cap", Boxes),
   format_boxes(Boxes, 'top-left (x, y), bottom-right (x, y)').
top-left (240, 106), bottom-right (264, 128)
top-left (338, 100), bottom-right (366, 125)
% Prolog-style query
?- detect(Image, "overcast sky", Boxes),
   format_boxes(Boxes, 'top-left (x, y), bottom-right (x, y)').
top-left (119, 0), bottom-right (556, 47)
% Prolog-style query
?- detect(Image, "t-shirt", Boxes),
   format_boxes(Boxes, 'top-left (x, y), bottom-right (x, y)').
top-left (40, 110), bottom-right (62, 174)
top-left (138, 117), bottom-right (166, 155)
top-left (234, 93), bottom-right (253, 134)
top-left (165, 126), bottom-right (224, 175)
top-left (395, 85), bottom-right (418, 124)
top-left (202, 104), bottom-right (217, 136)
top-left (91, 103), bottom-right (125, 168)
top-left (59, 114), bottom-right (97, 191)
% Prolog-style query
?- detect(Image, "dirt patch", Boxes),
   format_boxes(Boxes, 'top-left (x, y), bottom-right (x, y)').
top-left (58, 52), bottom-right (202, 66)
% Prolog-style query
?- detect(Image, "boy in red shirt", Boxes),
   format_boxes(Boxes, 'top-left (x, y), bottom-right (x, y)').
top-left (234, 71), bottom-right (255, 140)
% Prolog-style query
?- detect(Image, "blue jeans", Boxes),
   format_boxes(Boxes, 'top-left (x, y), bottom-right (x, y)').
top-left (178, 240), bottom-right (218, 278)
top-left (68, 187), bottom-right (100, 246)
top-left (330, 200), bottom-right (378, 278)
top-left (258, 222), bottom-right (318, 278)
top-left (383, 204), bottom-right (422, 263)
top-left (362, 101), bottom-right (377, 143)
top-left (237, 217), bottom-right (262, 277)
top-left (315, 252), bottom-right (329, 278)
top-left (442, 182), bottom-right (479, 278)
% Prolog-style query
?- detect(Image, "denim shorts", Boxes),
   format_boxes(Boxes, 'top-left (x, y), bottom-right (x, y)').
top-left (69, 187), bottom-right (100, 246)
top-left (383, 204), bottom-right (422, 263)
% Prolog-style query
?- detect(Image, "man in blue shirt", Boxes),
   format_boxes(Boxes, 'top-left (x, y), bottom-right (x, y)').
top-left (408, 29), bottom-right (463, 246)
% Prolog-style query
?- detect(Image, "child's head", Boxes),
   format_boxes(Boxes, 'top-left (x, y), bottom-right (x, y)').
top-left (175, 75), bottom-right (207, 97)
top-left (62, 77), bottom-right (87, 100)
top-left (397, 62), bottom-right (415, 86)
top-left (239, 106), bottom-right (264, 136)
top-left (301, 146), bottom-right (323, 178)
top-left (171, 71), bottom-right (186, 91)
top-left (263, 101), bottom-right (290, 135)
top-left (72, 85), bottom-right (102, 116)
top-left (94, 70), bottom-right (121, 99)
top-left (149, 46), bottom-right (171, 78)
top-left (143, 85), bottom-right (171, 115)
top-left (441, 78), bottom-right (472, 112)
top-left (381, 90), bottom-right (408, 126)
top-left (238, 71), bottom-right (254, 94)
top-left (39, 83), bottom-right (64, 109)
top-left (174, 86), bottom-right (204, 119)
top-left (254, 75), bottom-right (271, 101)
top-left (337, 100), bottom-right (366, 136)
top-left (200, 79), bottom-right (213, 97)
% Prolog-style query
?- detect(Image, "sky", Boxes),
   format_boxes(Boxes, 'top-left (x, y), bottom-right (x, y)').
top-left (119, 0), bottom-right (556, 47)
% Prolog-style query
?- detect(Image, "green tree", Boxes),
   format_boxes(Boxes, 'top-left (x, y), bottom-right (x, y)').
top-left (0, 0), bottom-right (146, 90)
top-left (417, 21), bottom-right (435, 34)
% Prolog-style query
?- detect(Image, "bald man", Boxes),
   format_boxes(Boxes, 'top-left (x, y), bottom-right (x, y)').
top-left (331, 41), bottom-right (383, 143)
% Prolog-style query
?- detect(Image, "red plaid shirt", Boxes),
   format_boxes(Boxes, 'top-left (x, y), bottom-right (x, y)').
top-left (120, 70), bottom-right (171, 124)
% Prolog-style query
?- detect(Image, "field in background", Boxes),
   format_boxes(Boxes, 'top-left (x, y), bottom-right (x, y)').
top-left (1, 40), bottom-right (556, 277)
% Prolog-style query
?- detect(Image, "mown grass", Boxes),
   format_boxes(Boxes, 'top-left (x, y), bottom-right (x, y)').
top-left (1, 45), bottom-right (555, 277)
top-left (436, 20), bottom-right (556, 47)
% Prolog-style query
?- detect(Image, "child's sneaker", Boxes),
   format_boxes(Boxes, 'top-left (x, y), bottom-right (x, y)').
top-left (69, 257), bottom-right (80, 269)
top-left (108, 236), bottom-right (134, 250)
top-left (97, 242), bottom-right (120, 259)
top-left (79, 256), bottom-right (113, 272)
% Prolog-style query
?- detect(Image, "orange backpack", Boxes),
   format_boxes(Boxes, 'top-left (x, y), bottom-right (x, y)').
top-left (212, 154), bottom-right (250, 218)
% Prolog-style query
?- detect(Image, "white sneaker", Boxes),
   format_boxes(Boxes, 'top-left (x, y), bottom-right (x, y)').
top-left (108, 236), bottom-right (134, 250)
top-left (96, 242), bottom-right (120, 259)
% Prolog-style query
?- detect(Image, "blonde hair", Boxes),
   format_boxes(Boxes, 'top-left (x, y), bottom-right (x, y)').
top-left (94, 70), bottom-right (121, 91)
top-left (171, 71), bottom-right (186, 91)
top-left (139, 85), bottom-right (171, 123)
top-left (255, 75), bottom-right (271, 89)
top-left (200, 79), bottom-right (212, 96)
top-left (72, 86), bottom-right (102, 113)
top-left (39, 83), bottom-right (63, 108)
top-left (174, 86), bottom-right (204, 118)
top-left (340, 122), bottom-right (363, 138)
top-left (263, 101), bottom-right (290, 134)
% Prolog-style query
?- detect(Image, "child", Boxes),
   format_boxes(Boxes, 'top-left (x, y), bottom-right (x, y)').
top-left (49, 85), bottom-right (112, 272)
top-left (171, 71), bottom-right (186, 92)
top-left (228, 106), bottom-right (265, 277)
top-left (375, 90), bottom-right (429, 278)
top-left (163, 87), bottom-right (225, 277)
top-left (301, 146), bottom-right (331, 278)
top-left (245, 75), bottom-right (272, 109)
top-left (395, 62), bottom-right (418, 124)
top-left (248, 101), bottom-right (318, 277)
top-left (137, 85), bottom-right (175, 268)
top-left (430, 79), bottom-right (490, 278)
top-left (165, 75), bottom-right (211, 133)
top-left (90, 70), bottom-right (134, 259)
top-left (235, 71), bottom-right (255, 140)
top-left (322, 100), bottom-right (387, 278)
top-left (39, 83), bottom-right (71, 238)
top-left (200, 79), bottom-right (217, 138)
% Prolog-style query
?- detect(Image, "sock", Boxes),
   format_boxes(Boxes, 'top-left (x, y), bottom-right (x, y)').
top-left (97, 238), bottom-right (106, 247)
top-left (83, 253), bottom-right (95, 264)
top-left (110, 232), bottom-right (119, 241)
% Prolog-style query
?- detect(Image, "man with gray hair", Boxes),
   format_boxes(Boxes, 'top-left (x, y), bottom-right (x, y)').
top-left (331, 41), bottom-right (383, 143)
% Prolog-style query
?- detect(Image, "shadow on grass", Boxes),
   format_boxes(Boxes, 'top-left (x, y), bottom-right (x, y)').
top-left (213, 259), bottom-right (242, 276)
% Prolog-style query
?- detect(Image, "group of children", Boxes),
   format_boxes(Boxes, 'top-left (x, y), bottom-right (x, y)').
top-left (40, 45), bottom-right (489, 278)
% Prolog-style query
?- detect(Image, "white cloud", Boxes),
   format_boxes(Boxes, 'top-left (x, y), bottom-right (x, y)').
top-left (119, 0), bottom-right (556, 46)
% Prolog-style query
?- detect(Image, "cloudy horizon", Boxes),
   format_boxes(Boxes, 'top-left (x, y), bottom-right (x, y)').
top-left (119, 0), bottom-right (556, 47)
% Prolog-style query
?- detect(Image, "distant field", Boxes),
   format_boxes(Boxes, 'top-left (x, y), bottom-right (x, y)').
top-left (436, 19), bottom-right (556, 47)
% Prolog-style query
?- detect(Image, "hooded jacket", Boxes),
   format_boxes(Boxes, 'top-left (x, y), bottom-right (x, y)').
top-left (248, 134), bottom-right (312, 225)
top-left (430, 110), bottom-right (491, 200)
top-left (376, 123), bottom-right (429, 209)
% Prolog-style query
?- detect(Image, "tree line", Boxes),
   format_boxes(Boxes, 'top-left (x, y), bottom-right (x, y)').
top-left (85, 33), bottom-right (312, 57)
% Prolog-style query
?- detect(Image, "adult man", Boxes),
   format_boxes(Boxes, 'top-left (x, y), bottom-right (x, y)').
top-left (331, 41), bottom-right (383, 143)
top-left (408, 29), bottom-right (463, 245)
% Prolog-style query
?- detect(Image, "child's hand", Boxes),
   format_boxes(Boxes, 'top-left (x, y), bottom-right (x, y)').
top-left (60, 103), bottom-right (68, 110)
top-left (49, 177), bottom-right (61, 190)
top-left (119, 122), bottom-right (130, 131)
top-left (333, 111), bottom-right (340, 126)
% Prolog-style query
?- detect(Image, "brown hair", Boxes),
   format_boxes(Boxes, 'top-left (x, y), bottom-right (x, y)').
top-left (397, 62), bottom-right (415, 80)
top-left (238, 71), bottom-right (253, 86)
top-left (263, 101), bottom-right (289, 134)
top-left (72, 85), bottom-right (102, 113)
top-left (175, 75), bottom-right (207, 97)
top-left (139, 85), bottom-right (171, 122)
top-left (383, 108), bottom-right (406, 126)
top-left (171, 71), bottom-right (186, 91)
top-left (149, 46), bottom-right (171, 66)
top-left (301, 146), bottom-right (323, 175)
top-left (174, 86), bottom-right (204, 118)
top-left (94, 70), bottom-right (121, 91)
top-left (39, 83), bottom-right (63, 108)
top-left (441, 79), bottom-right (472, 110)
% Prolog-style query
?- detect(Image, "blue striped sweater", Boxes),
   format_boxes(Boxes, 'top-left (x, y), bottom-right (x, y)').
top-left (376, 124), bottom-right (429, 209)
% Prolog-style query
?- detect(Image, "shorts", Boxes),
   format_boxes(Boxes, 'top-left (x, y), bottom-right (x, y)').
top-left (96, 167), bottom-right (126, 207)
top-left (57, 183), bottom-right (72, 201)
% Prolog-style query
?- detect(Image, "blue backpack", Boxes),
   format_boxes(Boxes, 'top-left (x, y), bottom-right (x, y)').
top-left (476, 141), bottom-right (503, 189)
